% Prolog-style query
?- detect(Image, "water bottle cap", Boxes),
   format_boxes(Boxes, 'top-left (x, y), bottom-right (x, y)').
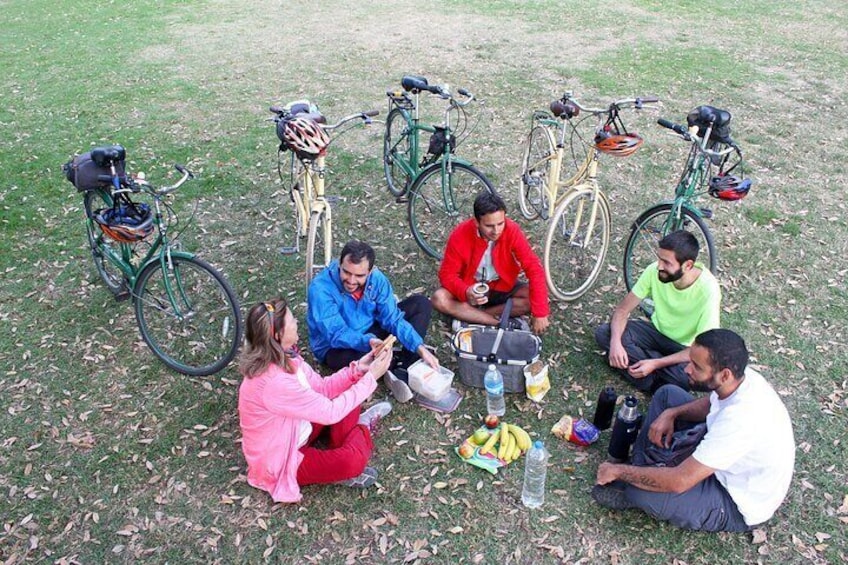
top-left (533, 440), bottom-right (543, 449)
top-left (488, 364), bottom-right (496, 371)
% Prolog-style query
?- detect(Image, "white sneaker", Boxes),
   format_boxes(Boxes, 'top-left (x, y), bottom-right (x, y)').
top-left (385, 370), bottom-right (414, 403)
top-left (359, 401), bottom-right (392, 432)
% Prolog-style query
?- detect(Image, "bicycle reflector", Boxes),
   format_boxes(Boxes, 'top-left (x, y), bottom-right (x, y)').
top-left (708, 175), bottom-right (752, 201)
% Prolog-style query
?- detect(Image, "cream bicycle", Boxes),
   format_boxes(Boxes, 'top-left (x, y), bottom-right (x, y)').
top-left (271, 101), bottom-right (378, 291)
top-left (518, 92), bottom-right (657, 301)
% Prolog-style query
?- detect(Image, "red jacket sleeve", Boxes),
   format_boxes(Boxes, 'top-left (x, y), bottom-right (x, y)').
top-left (438, 220), bottom-right (474, 301)
top-left (505, 220), bottom-right (550, 318)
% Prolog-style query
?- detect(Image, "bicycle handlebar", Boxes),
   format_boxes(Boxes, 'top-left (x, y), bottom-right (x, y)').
top-left (556, 93), bottom-right (659, 116)
top-left (656, 118), bottom-right (739, 158)
top-left (321, 109), bottom-right (380, 130)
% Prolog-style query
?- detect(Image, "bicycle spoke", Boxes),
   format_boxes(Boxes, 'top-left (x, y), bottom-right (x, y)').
top-left (544, 190), bottom-right (610, 301)
top-left (134, 256), bottom-right (242, 376)
top-left (408, 162), bottom-right (494, 259)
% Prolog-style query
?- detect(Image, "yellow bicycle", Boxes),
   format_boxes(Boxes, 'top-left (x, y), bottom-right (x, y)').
top-left (518, 92), bottom-right (657, 301)
top-left (271, 101), bottom-right (378, 291)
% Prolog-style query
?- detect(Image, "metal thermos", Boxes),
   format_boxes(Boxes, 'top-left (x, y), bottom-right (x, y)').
top-left (607, 396), bottom-right (641, 461)
top-left (592, 386), bottom-right (617, 430)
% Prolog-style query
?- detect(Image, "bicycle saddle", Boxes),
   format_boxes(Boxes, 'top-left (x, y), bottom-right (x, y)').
top-left (550, 100), bottom-right (579, 119)
top-left (91, 145), bottom-right (126, 167)
top-left (401, 75), bottom-right (429, 92)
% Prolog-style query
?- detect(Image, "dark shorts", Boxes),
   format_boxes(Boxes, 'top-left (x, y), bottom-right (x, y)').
top-left (486, 281), bottom-right (528, 307)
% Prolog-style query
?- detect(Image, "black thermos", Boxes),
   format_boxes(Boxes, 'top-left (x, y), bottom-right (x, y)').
top-left (607, 395), bottom-right (641, 461)
top-left (592, 386), bottom-right (617, 430)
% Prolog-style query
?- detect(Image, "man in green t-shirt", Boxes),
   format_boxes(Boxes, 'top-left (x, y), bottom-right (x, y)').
top-left (595, 231), bottom-right (721, 392)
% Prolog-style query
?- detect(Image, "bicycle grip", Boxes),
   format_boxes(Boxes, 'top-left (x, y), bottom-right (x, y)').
top-left (364, 110), bottom-right (380, 117)
top-left (657, 118), bottom-right (687, 135)
top-left (457, 88), bottom-right (470, 97)
top-left (269, 105), bottom-right (285, 114)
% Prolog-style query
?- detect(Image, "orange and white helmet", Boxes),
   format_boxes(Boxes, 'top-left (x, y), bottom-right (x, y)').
top-left (283, 116), bottom-right (329, 159)
top-left (594, 132), bottom-right (643, 157)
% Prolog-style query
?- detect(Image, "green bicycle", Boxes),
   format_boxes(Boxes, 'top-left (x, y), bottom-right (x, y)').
top-left (383, 75), bottom-right (495, 259)
top-left (66, 145), bottom-right (243, 376)
top-left (623, 105), bottom-right (752, 292)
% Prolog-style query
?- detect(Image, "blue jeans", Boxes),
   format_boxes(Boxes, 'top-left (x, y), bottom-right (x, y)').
top-left (623, 385), bottom-right (750, 532)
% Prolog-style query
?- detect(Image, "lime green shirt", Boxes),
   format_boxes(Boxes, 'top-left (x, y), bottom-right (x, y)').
top-left (632, 262), bottom-right (721, 346)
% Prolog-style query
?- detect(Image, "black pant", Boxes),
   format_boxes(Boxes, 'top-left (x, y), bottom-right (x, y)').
top-left (595, 320), bottom-right (689, 393)
top-left (323, 294), bottom-right (432, 378)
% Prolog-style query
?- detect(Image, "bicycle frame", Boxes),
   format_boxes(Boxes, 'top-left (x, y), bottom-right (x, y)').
top-left (387, 90), bottom-right (474, 181)
top-left (526, 111), bottom-right (595, 218)
top-left (92, 187), bottom-right (199, 319)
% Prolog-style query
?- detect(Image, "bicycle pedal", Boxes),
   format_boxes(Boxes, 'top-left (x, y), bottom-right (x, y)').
top-left (699, 208), bottom-right (714, 219)
top-left (395, 195), bottom-right (409, 204)
top-left (279, 245), bottom-right (299, 256)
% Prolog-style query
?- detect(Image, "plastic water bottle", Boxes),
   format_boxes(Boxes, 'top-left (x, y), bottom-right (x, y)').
top-left (483, 364), bottom-right (505, 416)
top-left (521, 440), bottom-right (549, 508)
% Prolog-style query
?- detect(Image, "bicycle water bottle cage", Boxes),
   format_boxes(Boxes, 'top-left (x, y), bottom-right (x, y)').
top-left (687, 105), bottom-right (733, 144)
top-left (550, 100), bottom-right (579, 119)
top-left (402, 75), bottom-right (429, 93)
top-left (91, 145), bottom-right (127, 167)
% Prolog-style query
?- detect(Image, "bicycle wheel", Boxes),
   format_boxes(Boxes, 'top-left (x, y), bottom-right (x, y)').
top-left (305, 206), bottom-right (332, 291)
top-left (543, 188), bottom-right (611, 301)
top-left (384, 108), bottom-right (411, 197)
top-left (518, 125), bottom-right (555, 221)
top-left (408, 161), bottom-right (495, 259)
top-left (622, 203), bottom-right (717, 291)
top-left (84, 189), bottom-right (128, 295)
top-left (133, 255), bottom-right (243, 376)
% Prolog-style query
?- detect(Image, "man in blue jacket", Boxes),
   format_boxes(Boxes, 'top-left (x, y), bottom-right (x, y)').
top-left (307, 240), bottom-right (440, 402)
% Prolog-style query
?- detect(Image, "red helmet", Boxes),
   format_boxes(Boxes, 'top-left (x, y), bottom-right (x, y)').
top-left (709, 175), bottom-right (752, 201)
top-left (283, 116), bottom-right (329, 159)
top-left (95, 202), bottom-right (154, 243)
top-left (594, 132), bottom-right (643, 157)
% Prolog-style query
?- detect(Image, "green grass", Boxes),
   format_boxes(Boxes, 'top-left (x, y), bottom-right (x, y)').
top-left (1, 0), bottom-right (847, 563)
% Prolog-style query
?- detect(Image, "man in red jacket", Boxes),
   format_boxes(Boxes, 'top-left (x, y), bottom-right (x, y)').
top-left (431, 192), bottom-right (550, 334)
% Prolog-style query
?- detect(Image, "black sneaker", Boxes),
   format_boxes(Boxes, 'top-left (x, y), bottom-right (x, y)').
top-left (591, 483), bottom-right (633, 510)
top-left (507, 317), bottom-right (530, 331)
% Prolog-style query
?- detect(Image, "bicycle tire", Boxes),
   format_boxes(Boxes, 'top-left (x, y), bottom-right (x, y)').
top-left (622, 203), bottom-right (717, 292)
top-left (133, 255), bottom-right (243, 376)
top-left (407, 161), bottom-right (495, 260)
top-left (84, 189), bottom-right (128, 295)
top-left (384, 108), bottom-right (411, 197)
top-left (305, 206), bottom-right (332, 291)
top-left (518, 125), bottom-right (555, 221)
top-left (543, 188), bottom-right (611, 301)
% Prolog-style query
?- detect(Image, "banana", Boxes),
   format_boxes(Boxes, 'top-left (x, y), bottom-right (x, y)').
top-left (508, 438), bottom-right (522, 462)
top-left (508, 424), bottom-right (532, 452)
top-left (480, 427), bottom-right (500, 455)
top-left (497, 424), bottom-right (511, 459)
top-left (502, 427), bottom-right (517, 460)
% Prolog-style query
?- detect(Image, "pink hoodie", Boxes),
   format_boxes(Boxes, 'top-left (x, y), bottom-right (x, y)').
top-left (238, 357), bottom-right (377, 503)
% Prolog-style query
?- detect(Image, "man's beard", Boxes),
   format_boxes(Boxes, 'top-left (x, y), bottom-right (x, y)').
top-left (658, 266), bottom-right (684, 283)
top-left (689, 379), bottom-right (718, 393)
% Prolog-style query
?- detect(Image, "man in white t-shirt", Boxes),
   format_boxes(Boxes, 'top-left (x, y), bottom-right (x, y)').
top-left (592, 329), bottom-right (795, 532)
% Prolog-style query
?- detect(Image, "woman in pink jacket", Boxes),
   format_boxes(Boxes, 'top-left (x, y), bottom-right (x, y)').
top-left (238, 298), bottom-right (393, 503)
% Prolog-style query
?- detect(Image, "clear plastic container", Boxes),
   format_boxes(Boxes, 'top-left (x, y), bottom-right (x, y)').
top-left (521, 440), bottom-right (549, 508)
top-left (484, 364), bottom-right (505, 416)
top-left (407, 360), bottom-right (454, 401)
